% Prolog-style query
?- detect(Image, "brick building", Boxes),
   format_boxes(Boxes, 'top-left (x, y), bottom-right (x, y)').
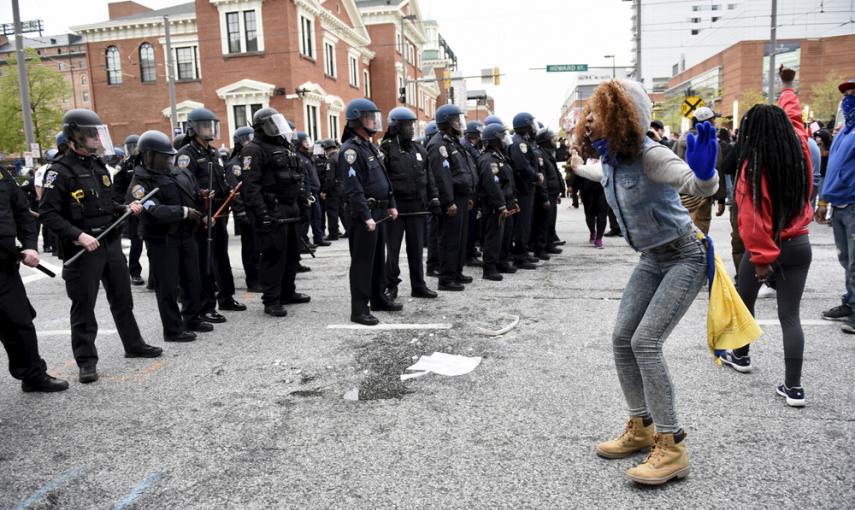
top-left (666, 32), bottom-right (855, 127)
top-left (0, 34), bottom-right (94, 113)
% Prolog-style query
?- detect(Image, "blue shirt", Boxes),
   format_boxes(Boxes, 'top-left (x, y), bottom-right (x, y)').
top-left (821, 129), bottom-right (855, 205)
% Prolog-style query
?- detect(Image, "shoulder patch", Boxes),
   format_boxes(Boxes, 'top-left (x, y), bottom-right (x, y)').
top-left (344, 149), bottom-right (357, 165)
top-left (232, 165), bottom-right (242, 177)
top-left (519, 143), bottom-right (528, 154)
top-left (415, 152), bottom-right (423, 162)
top-left (177, 154), bottom-right (191, 169)
top-left (348, 167), bottom-right (356, 178)
top-left (44, 170), bottom-right (58, 189)
top-left (242, 156), bottom-right (253, 171)
top-left (439, 146), bottom-right (449, 158)
top-left (490, 162), bottom-right (499, 175)
top-left (132, 184), bottom-right (146, 200)
top-left (102, 175), bottom-right (112, 187)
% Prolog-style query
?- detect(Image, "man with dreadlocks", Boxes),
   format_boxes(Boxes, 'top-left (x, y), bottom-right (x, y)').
top-left (717, 66), bottom-right (814, 408)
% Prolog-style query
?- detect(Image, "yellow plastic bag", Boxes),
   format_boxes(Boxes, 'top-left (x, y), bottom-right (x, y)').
top-left (707, 254), bottom-right (762, 364)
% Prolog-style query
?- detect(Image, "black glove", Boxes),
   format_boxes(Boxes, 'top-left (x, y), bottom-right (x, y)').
top-left (258, 214), bottom-right (275, 231)
top-left (185, 208), bottom-right (202, 223)
top-left (429, 198), bottom-right (442, 216)
top-left (235, 211), bottom-right (250, 225)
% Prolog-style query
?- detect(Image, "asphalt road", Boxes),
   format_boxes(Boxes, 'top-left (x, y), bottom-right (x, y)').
top-left (1, 205), bottom-right (852, 509)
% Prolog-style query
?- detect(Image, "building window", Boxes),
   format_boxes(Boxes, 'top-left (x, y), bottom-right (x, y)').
top-left (711, 16), bottom-right (720, 22)
top-left (324, 40), bottom-right (336, 77)
top-left (348, 54), bottom-right (358, 87)
top-left (691, 29), bottom-right (700, 35)
top-left (79, 59), bottom-right (85, 69)
top-left (83, 91), bottom-right (89, 103)
top-left (81, 75), bottom-right (87, 85)
top-left (233, 103), bottom-right (262, 129)
top-left (106, 46), bottom-right (121, 85)
top-left (711, 4), bottom-right (720, 10)
top-left (244, 11), bottom-right (258, 52)
top-left (58, 62), bottom-right (65, 71)
top-left (328, 113), bottom-right (339, 140)
top-left (363, 69), bottom-right (371, 98)
top-left (175, 46), bottom-right (199, 80)
top-left (396, 30), bottom-right (402, 54)
top-left (299, 14), bottom-right (315, 59)
top-left (727, 3), bottom-right (737, 9)
top-left (226, 12), bottom-right (241, 53)
top-left (690, 17), bottom-right (700, 23)
top-left (306, 104), bottom-right (319, 141)
top-left (139, 43), bottom-right (156, 82)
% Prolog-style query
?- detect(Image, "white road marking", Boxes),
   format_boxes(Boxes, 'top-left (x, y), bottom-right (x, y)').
top-left (755, 319), bottom-right (833, 326)
top-left (327, 323), bottom-right (452, 330)
top-left (20, 260), bottom-right (62, 284)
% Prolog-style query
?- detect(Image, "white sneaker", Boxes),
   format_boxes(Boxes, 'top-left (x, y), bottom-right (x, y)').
top-left (758, 285), bottom-right (776, 299)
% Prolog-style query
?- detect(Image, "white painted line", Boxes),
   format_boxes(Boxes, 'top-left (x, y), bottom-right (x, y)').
top-left (327, 323), bottom-right (452, 330)
top-left (755, 319), bottom-right (832, 327)
top-left (38, 329), bottom-right (117, 336)
top-left (21, 260), bottom-right (62, 284)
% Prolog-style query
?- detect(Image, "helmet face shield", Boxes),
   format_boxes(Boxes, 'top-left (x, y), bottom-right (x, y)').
top-left (262, 113), bottom-right (294, 141)
top-left (361, 111), bottom-right (383, 134)
top-left (143, 151), bottom-right (174, 174)
top-left (234, 132), bottom-right (253, 146)
top-left (74, 124), bottom-right (115, 156)
top-left (313, 143), bottom-right (325, 156)
top-left (192, 119), bottom-right (220, 141)
top-left (124, 142), bottom-right (138, 156)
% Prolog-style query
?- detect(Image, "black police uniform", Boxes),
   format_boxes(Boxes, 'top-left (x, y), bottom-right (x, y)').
top-left (129, 164), bottom-right (207, 338)
top-left (539, 146), bottom-right (565, 249)
top-left (240, 132), bottom-right (308, 309)
top-left (113, 155), bottom-right (145, 280)
top-left (509, 133), bottom-right (541, 265)
top-left (339, 133), bottom-right (396, 317)
top-left (297, 150), bottom-right (323, 245)
top-left (529, 145), bottom-right (553, 257)
top-left (38, 151), bottom-right (149, 369)
top-left (477, 148), bottom-right (516, 276)
top-left (226, 148), bottom-right (259, 290)
top-left (460, 137), bottom-right (482, 261)
top-left (0, 167), bottom-right (53, 385)
top-left (176, 139), bottom-right (238, 313)
top-left (318, 154), bottom-right (345, 239)
top-left (380, 135), bottom-right (439, 296)
top-left (426, 131), bottom-right (476, 286)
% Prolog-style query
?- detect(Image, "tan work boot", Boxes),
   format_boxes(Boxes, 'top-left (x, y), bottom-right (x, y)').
top-left (626, 432), bottom-right (690, 485)
top-left (596, 417), bottom-right (654, 459)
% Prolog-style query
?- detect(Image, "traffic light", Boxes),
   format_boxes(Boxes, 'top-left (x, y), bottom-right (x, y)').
top-left (493, 67), bottom-right (500, 86)
top-left (399, 87), bottom-right (407, 104)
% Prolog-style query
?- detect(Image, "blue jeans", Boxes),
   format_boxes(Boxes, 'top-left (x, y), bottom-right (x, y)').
top-left (612, 232), bottom-right (707, 434)
top-left (832, 204), bottom-right (855, 308)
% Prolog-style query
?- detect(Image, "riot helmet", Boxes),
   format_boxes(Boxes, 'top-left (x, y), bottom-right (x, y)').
top-left (62, 109), bottom-right (114, 156)
top-left (345, 98), bottom-right (383, 135)
top-left (252, 107), bottom-right (294, 141)
top-left (186, 108), bottom-right (220, 142)
top-left (138, 130), bottom-right (176, 174)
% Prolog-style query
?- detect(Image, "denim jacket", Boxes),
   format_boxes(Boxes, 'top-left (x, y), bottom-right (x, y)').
top-left (602, 138), bottom-right (693, 252)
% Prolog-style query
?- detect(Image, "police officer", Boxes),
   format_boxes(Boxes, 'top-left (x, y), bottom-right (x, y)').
top-left (461, 120), bottom-right (484, 267)
top-left (477, 123), bottom-right (519, 281)
top-left (0, 165), bottom-right (68, 392)
top-left (381, 107), bottom-right (440, 300)
top-left (528, 132), bottom-right (553, 262)
top-left (423, 121), bottom-right (441, 277)
top-left (176, 108), bottom-right (246, 321)
top-left (339, 98), bottom-right (400, 325)
top-left (129, 130), bottom-right (211, 342)
top-left (240, 108), bottom-right (311, 317)
top-left (38, 109), bottom-right (162, 383)
top-left (427, 104), bottom-right (476, 291)
top-left (535, 127), bottom-right (565, 255)
top-left (113, 134), bottom-right (147, 286)
top-left (318, 139), bottom-right (344, 240)
top-left (295, 132), bottom-right (326, 249)
top-left (226, 126), bottom-right (260, 292)
top-left (509, 112), bottom-right (542, 270)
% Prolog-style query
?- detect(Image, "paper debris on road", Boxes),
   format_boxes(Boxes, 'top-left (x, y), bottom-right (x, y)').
top-left (343, 387), bottom-right (359, 401)
top-left (476, 313), bottom-right (520, 336)
top-left (404, 352), bottom-right (482, 377)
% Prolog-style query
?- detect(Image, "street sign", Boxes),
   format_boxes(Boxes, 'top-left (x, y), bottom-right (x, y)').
top-left (546, 64), bottom-right (589, 73)
top-left (30, 143), bottom-right (41, 159)
top-left (24, 151), bottom-right (33, 168)
top-left (681, 96), bottom-right (705, 118)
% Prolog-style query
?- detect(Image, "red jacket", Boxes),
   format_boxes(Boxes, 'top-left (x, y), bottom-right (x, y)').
top-left (736, 88), bottom-right (813, 266)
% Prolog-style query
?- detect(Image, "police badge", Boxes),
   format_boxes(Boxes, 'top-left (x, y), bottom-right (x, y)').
top-left (102, 175), bottom-right (112, 187)
top-left (132, 184), bottom-right (146, 200)
top-left (344, 149), bottom-right (357, 165)
top-left (439, 146), bottom-right (448, 158)
top-left (538, 157), bottom-right (544, 167)
top-left (232, 165), bottom-right (242, 177)
top-left (177, 154), bottom-right (191, 169)
top-left (519, 143), bottom-right (528, 154)
top-left (490, 162), bottom-right (499, 175)
top-left (242, 156), bottom-right (252, 171)
top-left (415, 152), bottom-right (423, 161)
top-left (44, 170), bottom-right (58, 189)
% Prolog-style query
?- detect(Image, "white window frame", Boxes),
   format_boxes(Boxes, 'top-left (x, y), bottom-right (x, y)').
top-left (348, 50), bottom-right (359, 88)
top-left (328, 112), bottom-right (340, 140)
top-left (396, 30), bottom-right (402, 54)
top-left (298, 12), bottom-right (316, 59)
top-left (215, 1), bottom-right (265, 55)
top-left (363, 69), bottom-right (371, 98)
top-left (305, 103), bottom-right (320, 142)
top-left (216, 79), bottom-right (275, 143)
top-left (159, 35), bottom-right (201, 81)
top-left (323, 37), bottom-right (337, 77)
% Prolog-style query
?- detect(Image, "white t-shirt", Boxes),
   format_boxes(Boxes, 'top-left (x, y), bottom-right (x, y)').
top-left (34, 164), bottom-right (50, 187)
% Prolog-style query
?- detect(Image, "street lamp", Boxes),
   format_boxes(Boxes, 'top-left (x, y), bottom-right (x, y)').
top-left (604, 54), bottom-right (616, 79)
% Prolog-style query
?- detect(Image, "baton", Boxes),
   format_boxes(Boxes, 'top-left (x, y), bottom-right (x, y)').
top-left (396, 211), bottom-right (432, 217)
top-left (298, 234), bottom-right (316, 258)
top-left (0, 244), bottom-right (56, 278)
top-left (374, 214), bottom-right (394, 225)
top-left (213, 181), bottom-right (243, 220)
top-left (63, 187), bottom-right (160, 267)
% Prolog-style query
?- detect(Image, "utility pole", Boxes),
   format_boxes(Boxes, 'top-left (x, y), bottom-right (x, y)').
top-left (604, 55), bottom-right (616, 78)
top-left (12, 0), bottom-right (35, 149)
top-left (635, 0), bottom-right (642, 83)
top-left (767, 0), bottom-right (777, 104)
top-left (164, 15), bottom-right (179, 134)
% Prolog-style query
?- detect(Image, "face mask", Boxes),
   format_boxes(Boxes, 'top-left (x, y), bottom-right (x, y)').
top-left (842, 94), bottom-right (855, 130)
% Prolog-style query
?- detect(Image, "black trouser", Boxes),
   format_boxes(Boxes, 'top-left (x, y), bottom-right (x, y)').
top-left (128, 236), bottom-right (144, 278)
top-left (62, 234), bottom-right (144, 368)
top-left (349, 209), bottom-right (388, 315)
top-left (511, 193), bottom-right (535, 261)
top-left (41, 223), bottom-right (54, 251)
top-left (386, 212), bottom-right (428, 292)
top-left (608, 207), bottom-right (620, 233)
top-left (198, 217), bottom-right (236, 312)
top-left (340, 199), bottom-right (352, 236)
top-left (499, 214), bottom-right (514, 266)
top-left (0, 267), bottom-right (48, 384)
top-left (426, 213), bottom-right (440, 272)
top-left (466, 205), bottom-right (479, 258)
top-left (439, 195), bottom-right (469, 282)
top-left (146, 233), bottom-right (203, 337)
top-left (481, 210), bottom-right (503, 273)
top-left (547, 194), bottom-right (559, 245)
top-left (240, 212), bottom-right (260, 287)
top-left (258, 220), bottom-right (299, 307)
top-left (325, 193), bottom-right (343, 238)
top-left (530, 199), bottom-right (551, 254)
top-left (581, 187), bottom-right (608, 240)
top-left (735, 235), bottom-right (812, 388)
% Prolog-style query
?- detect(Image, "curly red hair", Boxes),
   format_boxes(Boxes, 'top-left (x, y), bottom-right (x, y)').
top-left (588, 80), bottom-right (643, 162)
top-left (573, 103), bottom-right (596, 160)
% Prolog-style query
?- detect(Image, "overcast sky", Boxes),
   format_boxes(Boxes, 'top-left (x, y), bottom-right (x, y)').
top-left (1, 0), bottom-right (634, 128)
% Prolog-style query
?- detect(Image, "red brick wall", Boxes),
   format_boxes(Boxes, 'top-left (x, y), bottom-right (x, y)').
top-left (108, 1), bottom-right (152, 20)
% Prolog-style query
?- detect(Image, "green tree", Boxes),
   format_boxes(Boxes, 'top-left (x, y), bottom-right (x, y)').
top-left (737, 89), bottom-right (766, 110)
top-left (0, 48), bottom-right (70, 154)
top-left (809, 72), bottom-right (843, 122)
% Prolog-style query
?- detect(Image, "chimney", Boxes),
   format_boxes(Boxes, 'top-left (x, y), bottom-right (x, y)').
top-left (108, 1), bottom-right (152, 20)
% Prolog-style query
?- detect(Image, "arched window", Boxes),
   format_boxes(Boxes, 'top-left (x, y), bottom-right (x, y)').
top-left (105, 46), bottom-right (121, 85)
top-left (139, 43), bottom-right (156, 83)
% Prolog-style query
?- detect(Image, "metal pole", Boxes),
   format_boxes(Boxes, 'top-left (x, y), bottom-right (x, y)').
top-left (635, 0), bottom-right (642, 83)
top-left (12, 0), bottom-right (35, 149)
top-left (767, 0), bottom-right (777, 104)
top-left (164, 15), bottom-right (179, 133)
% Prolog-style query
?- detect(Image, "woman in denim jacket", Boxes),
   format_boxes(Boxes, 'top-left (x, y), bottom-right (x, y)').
top-left (570, 80), bottom-right (719, 485)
